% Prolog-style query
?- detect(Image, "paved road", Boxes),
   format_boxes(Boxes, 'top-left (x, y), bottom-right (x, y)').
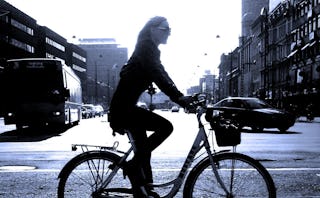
top-left (0, 112), bottom-right (319, 197)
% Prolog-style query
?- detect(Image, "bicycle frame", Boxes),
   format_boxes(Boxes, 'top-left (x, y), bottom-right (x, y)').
top-left (96, 107), bottom-right (230, 198)
top-left (158, 117), bottom-right (216, 197)
top-left (155, 107), bottom-right (229, 197)
top-left (59, 94), bottom-right (276, 198)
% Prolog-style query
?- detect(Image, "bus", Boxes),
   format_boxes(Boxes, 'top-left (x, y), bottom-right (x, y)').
top-left (3, 58), bottom-right (82, 129)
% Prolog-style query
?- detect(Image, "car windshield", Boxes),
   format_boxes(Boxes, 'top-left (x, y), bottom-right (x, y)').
top-left (243, 99), bottom-right (271, 109)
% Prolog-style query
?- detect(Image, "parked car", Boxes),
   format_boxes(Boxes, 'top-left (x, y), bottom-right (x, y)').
top-left (82, 104), bottom-right (95, 119)
top-left (93, 105), bottom-right (104, 117)
top-left (81, 107), bottom-right (89, 119)
top-left (171, 106), bottom-right (180, 112)
top-left (207, 97), bottom-right (296, 132)
top-left (137, 102), bottom-right (148, 110)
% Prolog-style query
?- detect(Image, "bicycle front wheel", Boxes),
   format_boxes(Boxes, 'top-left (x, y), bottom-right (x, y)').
top-left (184, 152), bottom-right (276, 198)
top-left (57, 151), bottom-right (132, 198)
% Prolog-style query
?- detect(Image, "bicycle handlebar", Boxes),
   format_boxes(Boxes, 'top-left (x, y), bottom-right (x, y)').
top-left (187, 93), bottom-right (240, 130)
top-left (184, 93), bottom-right (207, 113)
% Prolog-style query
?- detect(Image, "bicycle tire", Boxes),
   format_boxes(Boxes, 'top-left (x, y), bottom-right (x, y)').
top-left (183, 152), bottom-right (276, 198)
top-left (57, 151), bottom-right (133, 198)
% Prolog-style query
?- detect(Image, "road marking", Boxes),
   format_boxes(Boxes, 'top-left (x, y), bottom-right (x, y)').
top-left (153, 168), bottom-right (320, 172)
top-left (0, 165), bottom-right (36, 171)
top-left (266, 168), bottom-right (320, 171)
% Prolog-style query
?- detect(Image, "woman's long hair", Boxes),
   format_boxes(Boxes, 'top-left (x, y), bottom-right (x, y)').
top-left (137, 16), bottom-right (167, 43)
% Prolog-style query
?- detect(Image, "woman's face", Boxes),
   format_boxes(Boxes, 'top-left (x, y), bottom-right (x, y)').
top-left (151, 20), bottom-right (171, 45)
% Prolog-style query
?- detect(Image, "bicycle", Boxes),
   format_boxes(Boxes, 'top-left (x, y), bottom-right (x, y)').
top-left (57, 94), bottom-right (276, 198)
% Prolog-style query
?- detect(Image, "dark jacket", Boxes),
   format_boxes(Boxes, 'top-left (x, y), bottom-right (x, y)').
top-left (109, 39), bottom-right (183, 122)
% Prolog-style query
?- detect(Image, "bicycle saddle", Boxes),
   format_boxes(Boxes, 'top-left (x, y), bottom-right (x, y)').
top-left (112, 128), bottom-right (129, 136)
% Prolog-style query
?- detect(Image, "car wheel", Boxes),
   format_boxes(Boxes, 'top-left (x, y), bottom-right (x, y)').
top-left (278, 127), bottom-right (288, 133)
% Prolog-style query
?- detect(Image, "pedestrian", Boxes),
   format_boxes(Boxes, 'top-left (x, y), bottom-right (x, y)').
top-left (108, 16), bottom-right (193, 197)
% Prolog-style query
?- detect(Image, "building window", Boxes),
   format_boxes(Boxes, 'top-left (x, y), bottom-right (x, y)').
top-left (292, 29), bottom-right (297, 42)
top-left (45, 37), bottom-right (65, 52)
top-left (72, 52), bottom-right (86, 62)
top-left (299, 25), bottom-right (304, 39)
top-left (11, 19), bottom-right (34, 35)
top-left (0, 14), bottom-right (10, 23)
top-left (72, 64), bottom-right (86, 72)
top-left (279, 23), bottom-right (286, 39)
top-left (313, 17), bottom-right (317, 31)
top-left (306, 4), bottom-right (310, 14)
top-left (309, 20), bottom-right (313, 33)
top-left (10, 38), bottom-right (34, 53)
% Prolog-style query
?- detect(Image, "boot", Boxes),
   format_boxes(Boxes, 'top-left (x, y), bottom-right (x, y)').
top-left (143, 162), bottom-right (160, 198)
top-left (123, 160), bottom-right (150, 197)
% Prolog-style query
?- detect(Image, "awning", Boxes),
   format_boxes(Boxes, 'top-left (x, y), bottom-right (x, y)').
top-left (287, 49), bottom-right (298, 58)
top-left (301, 43), bottom-right (310, 51)
top-left (309, 40), bottom-right (317, 47)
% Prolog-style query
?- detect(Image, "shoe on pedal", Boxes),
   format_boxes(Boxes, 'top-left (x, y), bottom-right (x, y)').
top-left (123, 160), bottom-right (151, 197)
top-left (133, 186), bottom-right (159, 198)
top-left (146, 189), bottom-right (160, 198)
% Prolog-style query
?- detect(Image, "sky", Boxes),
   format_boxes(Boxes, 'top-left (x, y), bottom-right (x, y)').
top-left (6, 0), bottom-right (242, 91)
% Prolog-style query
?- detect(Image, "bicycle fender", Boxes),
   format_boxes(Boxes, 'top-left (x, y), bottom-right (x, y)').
top-left (58, 150), bottom-right (121, 178)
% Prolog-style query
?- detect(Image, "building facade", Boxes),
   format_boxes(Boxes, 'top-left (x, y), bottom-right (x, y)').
top-left (0, 1), bottom-right (87, 115)
top-left (242, 0), bottom-right (270, 37)
top-left (219, 0), bottom-right (320, 115)
top-left (200, 71), bottom-right (216, 103)
top-left (218, 49), bottom-right (240, 100)
top-left (78, 38), bottom-right (128, 109)
top-left (187, 71), bottom-right (217, 103)
top-left (0, 1), bottom-right (86, 76)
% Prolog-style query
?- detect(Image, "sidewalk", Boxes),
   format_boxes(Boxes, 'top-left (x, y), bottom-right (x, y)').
top-left (296, 116), bottom-right (320, 123)
top-left (0, 118), bottom-right (16, 134)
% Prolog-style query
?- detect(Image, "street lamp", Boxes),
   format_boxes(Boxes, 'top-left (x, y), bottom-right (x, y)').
top-left (105, 63), bottom-right (119, 107)
top-left (93, 54), bottom-right (103, 105)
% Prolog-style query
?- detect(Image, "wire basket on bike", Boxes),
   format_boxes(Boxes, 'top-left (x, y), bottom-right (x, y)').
top-left (205, 108), bottom-right (241, 147)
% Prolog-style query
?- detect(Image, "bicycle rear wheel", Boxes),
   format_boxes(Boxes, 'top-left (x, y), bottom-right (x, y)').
top-left (183, 152), bottom-right (276, 198)
top-left (57, 151), bottom-right (133, 198)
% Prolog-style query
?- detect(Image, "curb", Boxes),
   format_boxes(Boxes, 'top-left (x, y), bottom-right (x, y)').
top-left (296, 116), bottom-right (320, 123)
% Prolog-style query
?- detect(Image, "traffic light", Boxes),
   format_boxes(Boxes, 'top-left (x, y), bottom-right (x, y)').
top-left (147, 85), bottom-right (156, 96)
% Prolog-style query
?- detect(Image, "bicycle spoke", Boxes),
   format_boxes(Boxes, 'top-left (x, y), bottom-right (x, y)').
top-left (59, 100), bottom-right (276, 198)
top-left (229, 157), bottom-right (235, 195)
top-left (86, 158), bottom-right (104, 189)
top-left (218, 163), bottom-right (269, 196)
top-left (184, 153), bottom-right (276, 198)
top-left (58, 152), bottom-right (132, 198)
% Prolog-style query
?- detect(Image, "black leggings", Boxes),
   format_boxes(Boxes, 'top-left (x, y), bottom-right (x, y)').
top-left (120, 107), bottom-right (173, 183)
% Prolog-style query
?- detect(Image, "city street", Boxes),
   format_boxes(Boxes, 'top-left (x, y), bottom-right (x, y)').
top-left (0, 110), bottom-right (319, 197)
top-left (2, 1), bottom-right (320, 197)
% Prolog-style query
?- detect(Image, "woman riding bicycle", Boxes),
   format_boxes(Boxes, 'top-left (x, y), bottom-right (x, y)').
top-left (108, 16), bottom-right (192, 198)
